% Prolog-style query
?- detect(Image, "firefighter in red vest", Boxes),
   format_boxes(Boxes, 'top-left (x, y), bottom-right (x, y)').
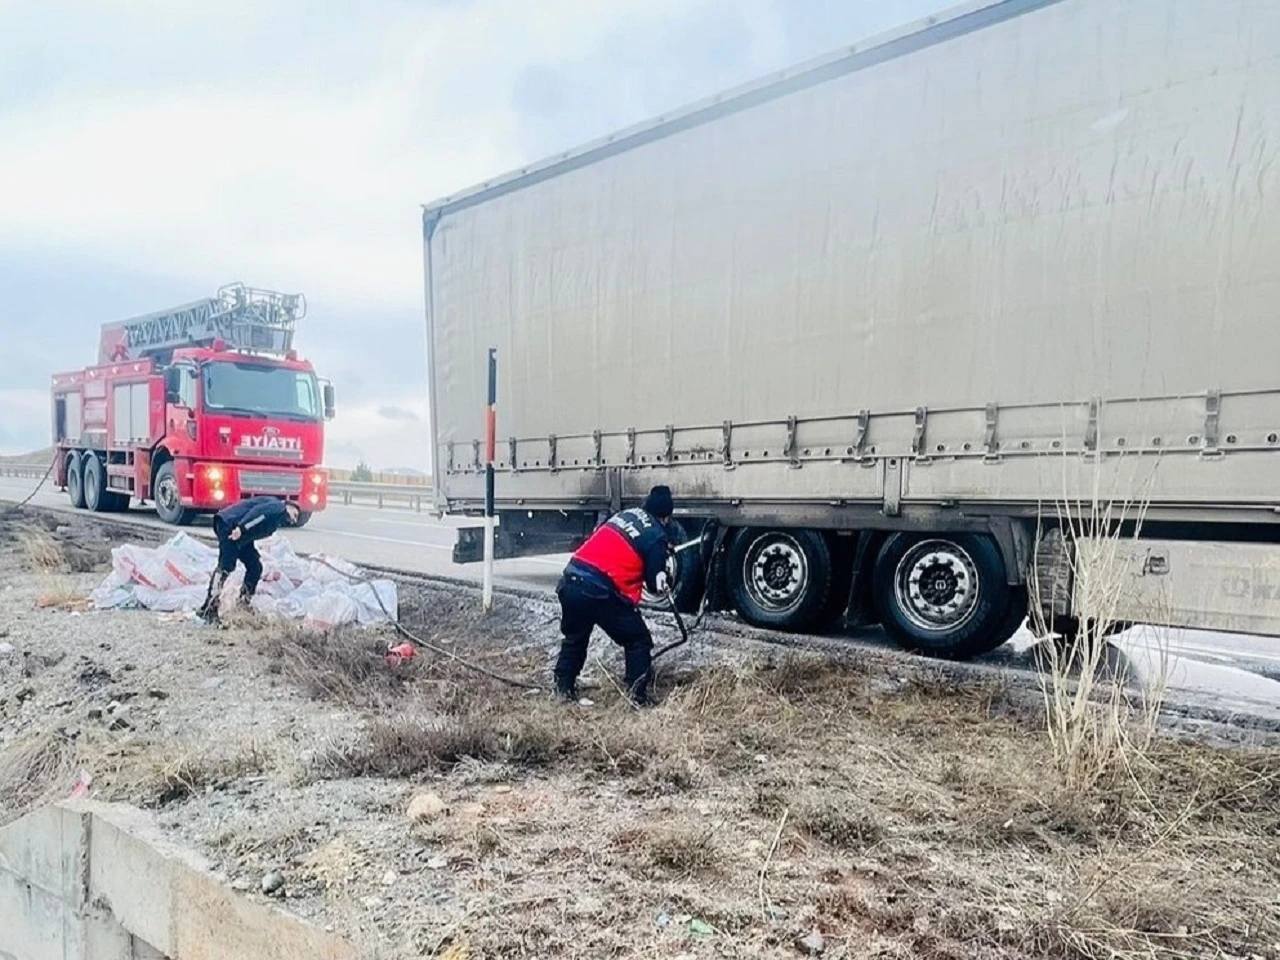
top-left (554, 486), bottom-right (674, 705)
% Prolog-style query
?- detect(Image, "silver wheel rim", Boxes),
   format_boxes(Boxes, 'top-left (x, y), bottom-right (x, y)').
top-left (893, 539), bottom-right (980, 633)
top-left (157, 474), bottom-right (179, 515)
top-left (744, 533), bottom-right (809, 615)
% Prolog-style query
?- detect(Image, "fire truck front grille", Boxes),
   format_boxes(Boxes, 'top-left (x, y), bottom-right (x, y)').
top-left (234, 446), bottom-right (305, 461)
top-left (238, 471), bottom-right (303, 495)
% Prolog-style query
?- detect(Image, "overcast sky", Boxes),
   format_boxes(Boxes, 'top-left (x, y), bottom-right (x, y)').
top-left (0, 0), bottom-right (949, 469)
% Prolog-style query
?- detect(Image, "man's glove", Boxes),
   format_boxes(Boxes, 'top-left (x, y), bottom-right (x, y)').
top-left (654, 571), bottom-right (671, 595)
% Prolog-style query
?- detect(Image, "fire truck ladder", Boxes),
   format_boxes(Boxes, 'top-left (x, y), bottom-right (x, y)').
top-left (101, 283), bottom-right (307, 363)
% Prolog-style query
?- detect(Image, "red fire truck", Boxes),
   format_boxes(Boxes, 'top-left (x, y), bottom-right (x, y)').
top-left (51, 284), bottom-right (334, 526)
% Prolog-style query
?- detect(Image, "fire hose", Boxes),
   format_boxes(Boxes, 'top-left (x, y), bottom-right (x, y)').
top-left (0, 456), bottom-right (57, 518)
top-left (309, 521), bottom-right (725, 692)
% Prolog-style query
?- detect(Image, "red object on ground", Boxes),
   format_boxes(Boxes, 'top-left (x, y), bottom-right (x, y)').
top-left (385, 642), bottom-right (416, 667)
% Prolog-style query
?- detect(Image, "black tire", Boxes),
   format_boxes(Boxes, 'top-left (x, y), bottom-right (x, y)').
top-left (83, 455), bottom-right (105, 512)
top-left (814, 535), bottom-right (857, 631)
top-left (82, 455), bottom-right (128, 513)
top-left (641, 519), bottom-right (705, 614)
top-left (152, 461), bottom-right (193, 526)
top-left (292, 510), bottom-right (313, 529)
top-left (66, 453), bottom-right (86, 509)
top-left (872, 533), bottom-right (1014, 660)
top-left (994, 586), bottom-right (1030, 647)
top-left (726, 528), bottom-right (832, 632)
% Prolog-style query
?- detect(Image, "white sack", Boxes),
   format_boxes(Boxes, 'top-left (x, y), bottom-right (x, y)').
top-left (92, 533), bottom-right (397, 628)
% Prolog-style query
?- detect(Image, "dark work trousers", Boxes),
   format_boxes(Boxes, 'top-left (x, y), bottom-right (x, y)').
top-left (554, 572), bottom-right (653, 702)
top-left (213, 517), bottom-right (263, 597)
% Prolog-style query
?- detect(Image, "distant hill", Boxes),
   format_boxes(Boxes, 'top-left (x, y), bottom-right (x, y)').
top-left (0, 448), bottom-right (53, 463)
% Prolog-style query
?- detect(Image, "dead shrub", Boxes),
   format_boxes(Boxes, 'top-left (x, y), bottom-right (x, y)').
top-left (645, 826), bottom-right (724, 876)
top-left (129, 745), bottom-right (271, 807)
top-left (313, 711), bottom-right (566, 779)
top-left (753, 655), bottom-right (868, 699)
top-left (1029, 459), bottom-right (1170, 795)
top-left (34, 575), bottom-right (91, 612)
top-left (21, 531), bottom-right (65, 573)
top-left (629, 755), bottom-right (701, 796)
top-left (259, 624), bottom-right (409, 704)
top-left (794, 801), bottom-right (883, 851)
top-left (0, 730), bottom-right (78, 821)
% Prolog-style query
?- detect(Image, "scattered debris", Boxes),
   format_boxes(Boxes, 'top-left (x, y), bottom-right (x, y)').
top-left (687, 918), bottom-right (716, 938)
top-left (261, 870), bottom-right (286, 897)
top-left (797, 929), bottom-right (826, 955)
top-left (407, 791), bottom-right (447, 824)
top-left (385, 642), bottom-right (415, 667)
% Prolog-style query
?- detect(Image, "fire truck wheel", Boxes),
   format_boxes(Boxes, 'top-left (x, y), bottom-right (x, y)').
top-left (153, 461), bottom-right (193, 526)
top-left (66, 453), bottom-right (86, 510)
top-left (83, 455), bottom-right (130, 513)
top-left (293, 510), bottom-right (313, 529)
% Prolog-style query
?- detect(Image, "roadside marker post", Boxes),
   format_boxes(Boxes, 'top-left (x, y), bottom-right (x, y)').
top-left (483, 348), bottom-right (497, 612)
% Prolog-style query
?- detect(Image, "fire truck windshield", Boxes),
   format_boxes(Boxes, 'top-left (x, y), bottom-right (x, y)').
top-left (201, 361), bottom-right (320, 420)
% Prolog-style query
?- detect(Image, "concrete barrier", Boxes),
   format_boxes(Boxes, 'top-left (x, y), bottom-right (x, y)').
top-left (0, 801), bottom-right (355, 960)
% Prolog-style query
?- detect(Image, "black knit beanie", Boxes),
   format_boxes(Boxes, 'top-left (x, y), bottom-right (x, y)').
top-left (642, 485), bottom-right (674, 519)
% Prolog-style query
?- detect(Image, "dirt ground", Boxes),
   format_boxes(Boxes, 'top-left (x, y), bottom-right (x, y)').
top-left (2, 507), bottom-right (1279, 960)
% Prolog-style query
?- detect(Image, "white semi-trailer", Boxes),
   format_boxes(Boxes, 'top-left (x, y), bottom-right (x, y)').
top-left (424, 0), bottom-right (1280, 658)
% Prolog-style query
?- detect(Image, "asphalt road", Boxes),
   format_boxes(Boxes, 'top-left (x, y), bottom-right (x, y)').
top-left (4, 473), bottom-right (1279, 718)
top-left (0, 474), bottom-right (566, 593)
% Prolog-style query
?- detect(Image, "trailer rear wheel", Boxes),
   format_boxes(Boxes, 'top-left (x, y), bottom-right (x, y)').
top-left (727, 528), bottom-right (832, 632)
top-left (153, 461), bottom-right (193, 526)
top-left (872, 533), bottom-right (1014, 660)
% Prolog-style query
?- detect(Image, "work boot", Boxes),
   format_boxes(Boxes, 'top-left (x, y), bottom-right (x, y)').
top-left (630, 690), bottom-right (656, 709)
top-left (196, 569), bottom-right (228, 623)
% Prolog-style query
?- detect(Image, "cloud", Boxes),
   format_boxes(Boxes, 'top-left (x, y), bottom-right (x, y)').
top-left (0, 0), bottom-right (952, 469)
top-left (0, 389), bottom-right (52, 457)
top-left (327, 396), bottom-right (431, 471)
top-left (377, 405), bottom-right (421, 422)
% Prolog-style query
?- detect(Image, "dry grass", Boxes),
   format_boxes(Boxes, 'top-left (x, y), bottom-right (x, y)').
top-left (256, 623), bottom-right (412, 704)
top-left (21, 531), bottom-right (65, 573)
top-left (0, 729), bottom-right (79, 823)
top-left (254, 617), bottom-right (1280, 959)
top-left (1030, 454), bottom-right (1172, 796)
top-left (19, 530), bottom-right (94, 610)
top-left (118, 743), bottom-right (273, 808)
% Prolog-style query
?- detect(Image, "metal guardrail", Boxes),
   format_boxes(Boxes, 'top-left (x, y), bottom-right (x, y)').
top-left (330, 480), bottom-right (434, 511)
top-left (0, 461), bottom-right (52, 479)
top-left (1, 461), bottom-right (434, 511)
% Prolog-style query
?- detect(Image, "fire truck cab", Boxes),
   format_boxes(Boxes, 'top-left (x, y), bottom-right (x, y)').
top-left (52, 284), bottom-right (334, 525)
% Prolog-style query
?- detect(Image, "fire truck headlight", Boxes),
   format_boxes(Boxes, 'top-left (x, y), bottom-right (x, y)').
top-left (308, 493), bottom-right (320, 505)
top-left (205, 467), bottom-right (223, 483)
top-left (213, 489), bottom-right (226, 502)
top-left (309, 472), bottom-right (324, 487)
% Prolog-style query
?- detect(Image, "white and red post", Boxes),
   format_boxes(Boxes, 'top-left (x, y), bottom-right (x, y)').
top-left (482, 348), bottom-right (497, 612)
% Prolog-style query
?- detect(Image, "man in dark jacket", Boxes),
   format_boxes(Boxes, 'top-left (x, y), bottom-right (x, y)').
top-left (554, 485), bottom-right (674, 705)
top-left (196, 496), bottom-right (301, 621)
